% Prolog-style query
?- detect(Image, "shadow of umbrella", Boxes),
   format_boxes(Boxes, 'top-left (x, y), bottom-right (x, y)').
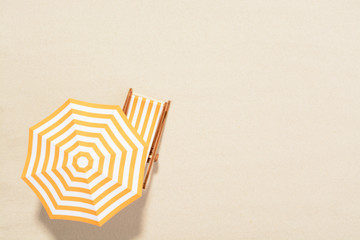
top-left (38, 169), bottom-right (156, 240)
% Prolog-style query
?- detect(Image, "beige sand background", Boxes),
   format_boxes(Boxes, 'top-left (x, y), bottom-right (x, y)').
top-left (1, 1), bottom-right (360, 239)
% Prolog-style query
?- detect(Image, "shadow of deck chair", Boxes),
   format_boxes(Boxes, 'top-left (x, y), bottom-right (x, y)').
top-left (122, 88), bottom-right (171, 189)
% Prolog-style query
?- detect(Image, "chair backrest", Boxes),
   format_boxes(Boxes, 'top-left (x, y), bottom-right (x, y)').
top-left (126, 92), bottom-right (166, 155)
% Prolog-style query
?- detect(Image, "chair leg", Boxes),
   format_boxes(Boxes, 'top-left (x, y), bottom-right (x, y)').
top-left (143, 155), bottom-right (155, 189)
top-left (123, 88), bottom-right (133, 115)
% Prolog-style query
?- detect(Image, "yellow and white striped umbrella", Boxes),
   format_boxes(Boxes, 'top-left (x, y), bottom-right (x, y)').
top-left (21, 99), bottom-right (149, 226)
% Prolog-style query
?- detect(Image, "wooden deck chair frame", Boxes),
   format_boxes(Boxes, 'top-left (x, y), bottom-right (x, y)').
top-left (123, 88), bottom-right (171, 189)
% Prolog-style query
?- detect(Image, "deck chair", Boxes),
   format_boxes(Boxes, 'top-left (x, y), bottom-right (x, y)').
top-left (122, 88), bottom-right (171, 189)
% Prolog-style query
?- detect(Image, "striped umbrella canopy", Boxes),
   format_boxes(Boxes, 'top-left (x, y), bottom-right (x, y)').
top-left (21, 99), bottom-right (149, 226)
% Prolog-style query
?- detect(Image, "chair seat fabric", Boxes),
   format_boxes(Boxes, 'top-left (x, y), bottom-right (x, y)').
top-left (126, 93), bottom-right (165, 156)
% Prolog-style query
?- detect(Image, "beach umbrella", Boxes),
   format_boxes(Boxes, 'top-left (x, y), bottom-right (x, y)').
top-left (21, 99), bottom-right (149, 226)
